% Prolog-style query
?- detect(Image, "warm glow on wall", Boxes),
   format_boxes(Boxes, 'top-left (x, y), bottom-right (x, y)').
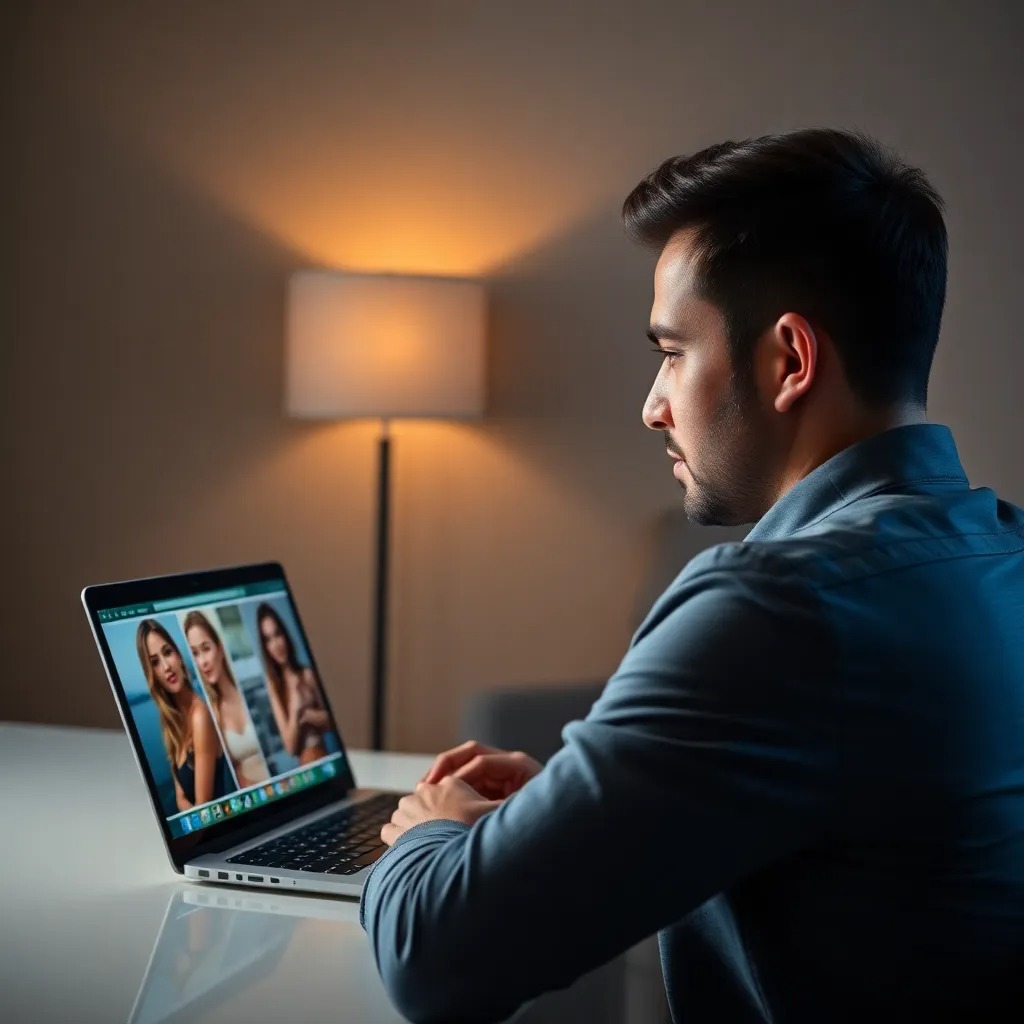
top-left (174, 161), bottom-right (603, 277)
top-left (44, 9), bottom-right (623, 277)
top-left (242, 184), bottom-right (597, 277)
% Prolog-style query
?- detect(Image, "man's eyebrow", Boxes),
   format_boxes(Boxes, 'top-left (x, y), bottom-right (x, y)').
top-left (646, 322), bottom-right (687, 344)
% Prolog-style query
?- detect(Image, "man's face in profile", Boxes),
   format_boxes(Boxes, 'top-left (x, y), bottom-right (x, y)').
top-left (642, 229), bottom-right (779, 526)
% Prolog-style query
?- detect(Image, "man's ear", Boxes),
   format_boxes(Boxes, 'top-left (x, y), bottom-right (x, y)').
top-left (770, 313), bottom-right (818, 413)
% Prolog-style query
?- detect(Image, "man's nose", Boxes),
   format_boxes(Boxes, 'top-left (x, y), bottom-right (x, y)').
top-left (642, 385), bottom-right (672, 431)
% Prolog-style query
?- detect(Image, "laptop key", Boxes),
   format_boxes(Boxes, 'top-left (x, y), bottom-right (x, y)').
top-left (347, 846), bottom-right (386, 870)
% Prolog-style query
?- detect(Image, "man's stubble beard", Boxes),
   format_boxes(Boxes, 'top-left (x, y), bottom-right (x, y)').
top-left (679, 375), bottom-right (776, 527)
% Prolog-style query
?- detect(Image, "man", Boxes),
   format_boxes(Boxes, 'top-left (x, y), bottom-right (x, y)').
top-left (360, 128), bottom-right (1024, 1022)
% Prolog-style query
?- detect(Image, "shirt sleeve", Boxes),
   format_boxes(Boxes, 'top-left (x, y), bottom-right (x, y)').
top-left (359, 550), bottom-right (839, 1023)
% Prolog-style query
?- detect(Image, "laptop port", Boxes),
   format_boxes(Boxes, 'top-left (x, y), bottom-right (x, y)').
top-left (248, 875), bottom-right (263, 883)
top-left (198, 869), bottom-right (209, 878)
top-left (270, 877), bottom-right (280, 884)
top-left (218, 871), bottom-right (229, 880)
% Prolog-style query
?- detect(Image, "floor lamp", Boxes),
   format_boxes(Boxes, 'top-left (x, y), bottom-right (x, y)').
top-left (285, 270), bottom-right (486, 750)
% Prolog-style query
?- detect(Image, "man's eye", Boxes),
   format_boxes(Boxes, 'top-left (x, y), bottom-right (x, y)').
top-left (650, 347), bottom-right (681, 365)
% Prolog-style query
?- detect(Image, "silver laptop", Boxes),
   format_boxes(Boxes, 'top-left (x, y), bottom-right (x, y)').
top-left (82, 561), bottom-right (406, 897)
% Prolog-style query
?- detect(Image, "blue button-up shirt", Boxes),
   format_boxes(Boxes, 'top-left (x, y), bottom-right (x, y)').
top-left (361, 424), bottom-right (1024, 1022)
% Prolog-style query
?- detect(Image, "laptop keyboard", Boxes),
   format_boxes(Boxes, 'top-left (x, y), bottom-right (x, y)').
top-left (227, 792), bottom-right (400, 875)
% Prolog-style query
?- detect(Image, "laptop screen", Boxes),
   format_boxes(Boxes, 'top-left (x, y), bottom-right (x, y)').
top-left (94, 571), bottom-right (347, 839)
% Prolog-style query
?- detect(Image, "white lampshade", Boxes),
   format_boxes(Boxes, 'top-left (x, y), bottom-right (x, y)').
top-left (286, 270), bottom-right (486, 419)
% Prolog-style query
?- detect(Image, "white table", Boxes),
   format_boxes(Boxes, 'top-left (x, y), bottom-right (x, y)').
top-left (0, 724), bottom-right (663, 1023)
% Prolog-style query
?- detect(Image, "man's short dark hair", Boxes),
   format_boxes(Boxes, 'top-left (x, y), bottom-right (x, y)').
top-left (622, 128), bottom-right (948, 409)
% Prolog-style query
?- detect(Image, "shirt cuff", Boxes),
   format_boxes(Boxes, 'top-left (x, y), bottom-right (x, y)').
top-left (359, 818), bottom-right (471, 929)
top-left (391, 817), bottom-right (472, 849)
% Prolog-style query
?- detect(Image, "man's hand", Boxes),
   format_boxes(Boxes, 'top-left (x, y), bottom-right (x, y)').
top-left (420, 740), bottom-right (543, 801)
top-left (381, 776), bottom-right (500, 846)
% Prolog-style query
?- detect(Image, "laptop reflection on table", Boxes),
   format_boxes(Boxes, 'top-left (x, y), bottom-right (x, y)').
top-left (127, 889), bottom-right (385, 1024)
top-left (130, 884), bottom-right (634, 1024)
top-left (128, 887), bottom-right (607, 1024)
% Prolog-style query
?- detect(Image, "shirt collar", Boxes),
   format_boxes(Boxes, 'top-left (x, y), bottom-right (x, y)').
top-left (744, 423), bottom-right (968, 542)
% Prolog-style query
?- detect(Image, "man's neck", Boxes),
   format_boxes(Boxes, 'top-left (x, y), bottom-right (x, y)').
top-left (772, 405), bottom-right (927, 507)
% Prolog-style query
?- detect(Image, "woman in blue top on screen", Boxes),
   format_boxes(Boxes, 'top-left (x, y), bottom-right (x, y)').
top-left (183, 610), bottom-right (272, 789)
top-left (136, 619), bottom-right (233, 812)
top-left (256, 603), bottom-right (332, 765)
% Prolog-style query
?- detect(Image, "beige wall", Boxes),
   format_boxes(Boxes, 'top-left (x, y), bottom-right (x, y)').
top-left (5, 1), bottom-right (1023, 752)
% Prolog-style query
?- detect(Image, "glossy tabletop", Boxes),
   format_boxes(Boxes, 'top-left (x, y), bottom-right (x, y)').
top-left (0, 724), bottom-right (431, 1023)
top-left (1, 724), bottom-right (662, 1024)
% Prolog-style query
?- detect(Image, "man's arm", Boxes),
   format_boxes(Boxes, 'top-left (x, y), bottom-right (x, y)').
top-left (361, 554), bottom-right (838, 1023)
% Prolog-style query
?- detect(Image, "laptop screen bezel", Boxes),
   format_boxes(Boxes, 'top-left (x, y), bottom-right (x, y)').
top-left (82, 561), bottom-right (359, 871)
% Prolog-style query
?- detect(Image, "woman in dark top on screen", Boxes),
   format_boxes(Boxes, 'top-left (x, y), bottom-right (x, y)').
top-left (257, 603), bottom-right (331, 765)
top-left (136, 619), bottom-right (233, 811)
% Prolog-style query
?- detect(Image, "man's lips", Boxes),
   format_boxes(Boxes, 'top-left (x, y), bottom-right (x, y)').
top-left (667, 450), bottom-right (687, 479)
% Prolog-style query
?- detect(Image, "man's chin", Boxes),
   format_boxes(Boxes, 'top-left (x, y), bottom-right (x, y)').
top-left (683, 508), bottom-right (726, 527)
top-left (681, 487), bottom-right (732, 528)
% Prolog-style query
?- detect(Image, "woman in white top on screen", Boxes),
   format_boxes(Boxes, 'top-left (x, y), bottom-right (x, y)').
top-left (256, 603), bottom-right (331, 765)
top-left (183, 610), bottom-right (271, 788)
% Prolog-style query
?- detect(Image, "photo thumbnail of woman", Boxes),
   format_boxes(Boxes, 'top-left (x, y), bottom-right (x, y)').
top-left (182, 610), bottom-right (272, 789)
top-left (254, 601), bottom-right (339, 766)
top-left (135, 618), bottom-right (235, 814)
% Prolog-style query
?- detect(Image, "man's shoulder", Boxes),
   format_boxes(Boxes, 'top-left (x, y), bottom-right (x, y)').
top-left (676, 536), bottom-right (826, 589)
top-left (638, 540), bottom-right (824, 644)
top-left (679, 486), bottom-right (1024, 595)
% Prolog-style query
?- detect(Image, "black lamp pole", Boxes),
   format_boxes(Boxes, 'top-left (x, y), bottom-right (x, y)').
top-left (371, 418), bottom-right (391, 751)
